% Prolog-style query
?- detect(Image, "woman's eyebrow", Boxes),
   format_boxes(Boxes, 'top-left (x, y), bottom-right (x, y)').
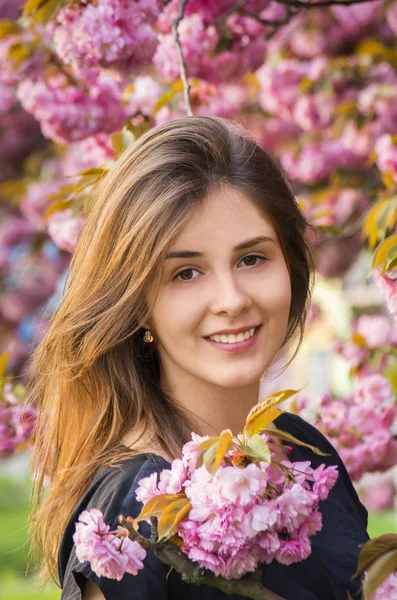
top-left (165, 235), bottom-right (276, 259)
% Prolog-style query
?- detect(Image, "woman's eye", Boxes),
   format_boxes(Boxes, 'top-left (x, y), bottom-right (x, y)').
top-left (174, 268), bottom-right (200, 282)
top-left (239, 254), bottom-right (265, 267)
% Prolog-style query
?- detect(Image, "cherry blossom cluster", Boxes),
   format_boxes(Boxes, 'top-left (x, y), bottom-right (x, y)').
top-left (50, 0), bottom-right (162, 74)
top-left (299, 188), bottom-right (369, 230)
top-left (298, 373), bottom-right (397, 481)
top-left (334, 313), bottom-right (397, 373)
top-left (0, 382), bottom-right (36, 458)
top-left (74, 509), bottom-right (146, 580)
top-left (75, 431), bottom-right (338, 582)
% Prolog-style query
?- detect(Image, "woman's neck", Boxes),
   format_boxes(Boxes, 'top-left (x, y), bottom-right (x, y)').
top-left (160, 370), bottom-right (261, 438)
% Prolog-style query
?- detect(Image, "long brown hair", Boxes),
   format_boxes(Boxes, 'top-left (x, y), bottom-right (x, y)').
top-left (28, 116), bottom-right (314, 585)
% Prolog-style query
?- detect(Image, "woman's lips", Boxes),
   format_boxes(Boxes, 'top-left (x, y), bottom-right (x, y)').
top-left (205, 325), bottom-right (261, 354)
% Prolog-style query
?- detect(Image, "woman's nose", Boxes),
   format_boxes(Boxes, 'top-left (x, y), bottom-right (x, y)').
top-left (209, 273), bottom-right (253, 317)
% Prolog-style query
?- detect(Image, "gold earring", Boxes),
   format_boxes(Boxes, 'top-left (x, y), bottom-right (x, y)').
top-left (143, 330), bottom-right (154, 343)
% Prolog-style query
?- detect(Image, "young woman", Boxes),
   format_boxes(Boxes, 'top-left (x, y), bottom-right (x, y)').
top-left (29, 116), bottom-right (368, 600)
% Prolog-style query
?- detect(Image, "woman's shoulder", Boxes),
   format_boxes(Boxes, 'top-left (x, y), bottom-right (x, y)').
top-left (59, 452), bottom-right (176, 599)
top-left (69, 453), bottom-right (170, 530)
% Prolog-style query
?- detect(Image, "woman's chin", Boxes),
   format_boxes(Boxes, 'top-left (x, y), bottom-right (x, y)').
top-left (209, 369), bottom-right (263, 390)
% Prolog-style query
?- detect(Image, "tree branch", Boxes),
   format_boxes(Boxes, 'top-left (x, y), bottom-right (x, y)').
top-left (119, 516), bottom-right (285, 600)
top-left (213, 0), bottom-right (249, 25)
top-left (239, 6), bottom-right (299, 40)
top-left (274, 0), bottom-right (383, 8)
top-left (172, 0), bottom-right (193, 117)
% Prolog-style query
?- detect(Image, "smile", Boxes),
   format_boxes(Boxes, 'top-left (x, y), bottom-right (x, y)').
top-left (209, 328), bottom-right (256, 344)
top-left (205, 326), bottom-right (261, 353)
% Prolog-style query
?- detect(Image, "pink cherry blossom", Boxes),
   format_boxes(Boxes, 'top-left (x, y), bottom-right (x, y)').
top-left (276, 535), bottom-right (311, 566)
top-left (181, 432), bottom-right (209, 472)
top-left (355, 374), bottom-right (393, 407)
top-left (47, 209), bottom-right (86, 254)
top-left (386, 1), bottom-right (397, 36)
top-left (334, 341), bottom-right (369, 369)
top-left (158, 459), bottom-right (187, 495)
top-left (73, 509), bottom-right (146, 580)
top-left (51, 0), bottom-right (162, 73)
top-left (17, 69), bottom-right (128, 144)
top-left (359, 472), bottom-right (394, 511)
top-left (275, 484), bottom-right (315, 531)
top-left (356, 315), bottom-right (392, 349)
top-left (312, 465), bottom-right (339, 501)
top-left (375, 134), bottom-right (397, 182)
top-left (374, 271), bottom-right (397, 321)
top-left (215, 463), bottom-right (268, 506)
top-left (20, 179), bottom-right (63, 232)
top-left (249, 502), bottom-right (279, 533)
top-left (370, 572), bottom-right (397, 600)
top-left (135, 472), bottom-right (161, 504)
top-left (154, 14), bottom-right (218, 81)
top-left (331, 1), bottom-right (383, 37)
top-left (0, 384), bottom-right (37, 458)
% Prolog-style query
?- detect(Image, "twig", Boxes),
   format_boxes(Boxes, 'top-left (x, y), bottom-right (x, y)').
top-left (172, 0), bottom-right (193, 117)
top-left (275, 0), bottom-right (383, 7)
top-left (119, 515), bottom-right (285, 600)
top-left (239, 5), bottom-right (299, 40)
top-left (213, 0), bottom-right (249, 25)
top-left (239, 7), bottom-right (295, 27)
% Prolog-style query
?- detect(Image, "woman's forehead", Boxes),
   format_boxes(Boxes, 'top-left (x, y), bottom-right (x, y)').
top-left (169, 186), bottom-right (278, 251)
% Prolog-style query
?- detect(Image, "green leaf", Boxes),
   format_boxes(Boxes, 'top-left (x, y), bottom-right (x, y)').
top-left (263, 428), bottom-right (329, 456)
top-left (195, 436), bottom-right (218, 469)
top-left (153, 80), bottom-right (184, 113)
top-left (110, 126), bottom-right (135, 155)
top-left (0, 20), bottom-right (22, 39)
top-left (364, 199), bottom-right (388, 248)
top-left (357, 534), bottom-right (397, 576)
top-left (7, 41), bottom-right (36, 68)
top-left (386, 243), bottom-right (397, 271)
top-left (383, 364), bottom-right (397, 392)
top-left (246, 434), bottom-right (271, 463)
top-left (203, 442), bottom-right (218, 475)
top-left (77, 167), bottom-right (107, 177)
top-left (44, 198), bottom-right (75, 219)
top-left (382, 171), bottom-right (397, 191)
top-left (0, 351), bottom-right (10, 379)
top-left (386, 257), bottom-right (397, 272)
top-left (372, 234), bottom-right (397, 271)
top-left (23, 0), bottom-right (66, 24)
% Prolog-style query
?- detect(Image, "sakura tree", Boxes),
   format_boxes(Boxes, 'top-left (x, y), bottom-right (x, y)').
top-left (0, 0), bottom-right (396, 488)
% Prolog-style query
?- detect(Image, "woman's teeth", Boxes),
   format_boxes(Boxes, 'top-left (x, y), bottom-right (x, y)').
top-left (209, 328), bottom-right (256, 344)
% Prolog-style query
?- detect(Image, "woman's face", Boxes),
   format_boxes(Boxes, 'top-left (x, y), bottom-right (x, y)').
top-left (147, 185), bottom-right (292, 390)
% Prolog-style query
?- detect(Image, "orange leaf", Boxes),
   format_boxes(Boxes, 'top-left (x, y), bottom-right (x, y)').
top-left (213, 429), bottom-right (233, 473)
top-left (244, 389), bottom-right (299, 436)
top-left (356, 534), bottom-right (397, 576)
top-left (136, 493), bottom-right (186, 522)
top-left (157, 496), bottom-right (191, 540)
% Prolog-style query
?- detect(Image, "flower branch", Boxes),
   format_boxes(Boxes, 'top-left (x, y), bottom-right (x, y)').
top-left (171, 0), bottom-right (193, 116)
top-left (119, 515), bottom-right (285, 600)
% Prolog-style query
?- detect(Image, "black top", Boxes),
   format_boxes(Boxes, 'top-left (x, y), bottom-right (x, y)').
top-left (59, 412), bottom-right (368, 600)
